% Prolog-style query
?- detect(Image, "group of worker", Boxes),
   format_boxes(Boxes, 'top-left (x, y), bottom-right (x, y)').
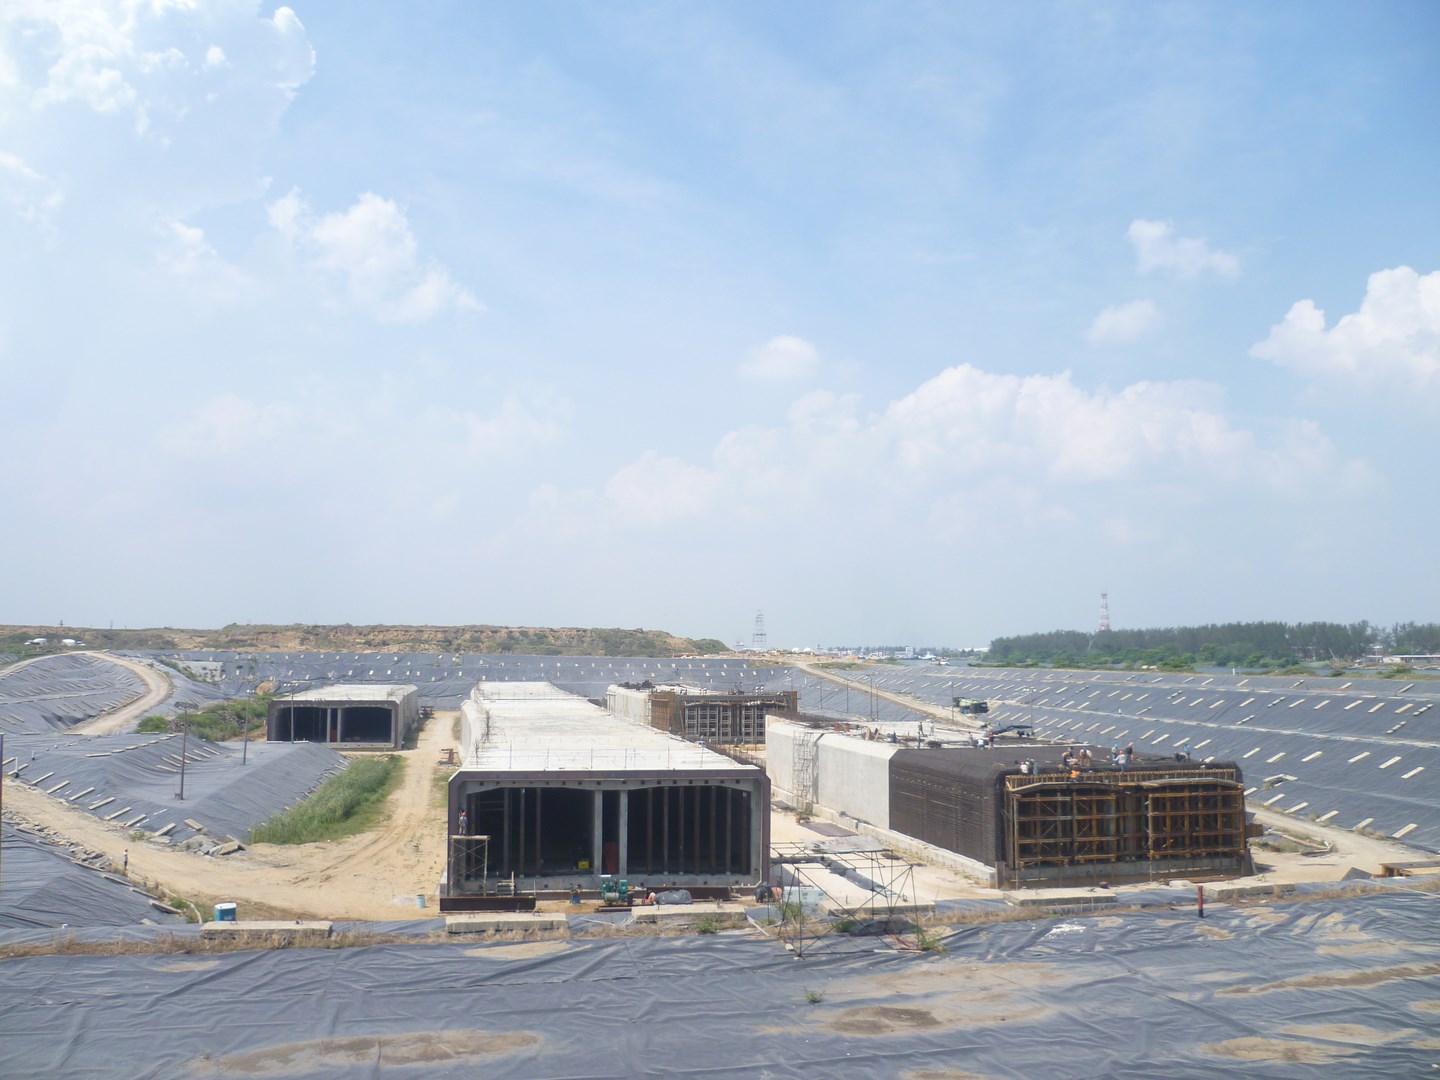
top-left (1051, 743), bottom-right (1136, 778)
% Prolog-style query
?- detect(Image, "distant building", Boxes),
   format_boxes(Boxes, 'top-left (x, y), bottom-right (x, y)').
top-left (607, 683), bottom-right (797, 744)
top-left (267, 684), bottom-right (419, 749)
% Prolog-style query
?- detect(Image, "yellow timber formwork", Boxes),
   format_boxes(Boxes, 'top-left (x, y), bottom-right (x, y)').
top-left (1003, 768), bottom-right (1246, 885)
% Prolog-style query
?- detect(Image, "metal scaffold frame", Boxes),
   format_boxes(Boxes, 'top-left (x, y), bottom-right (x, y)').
top-left (448, 834), bottom-right (493, 894)
top-left (767, 841), bottom-right (923, 959)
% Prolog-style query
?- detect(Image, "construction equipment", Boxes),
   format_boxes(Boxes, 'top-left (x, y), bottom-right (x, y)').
top-left (599, 878), bottom-right (630, 906)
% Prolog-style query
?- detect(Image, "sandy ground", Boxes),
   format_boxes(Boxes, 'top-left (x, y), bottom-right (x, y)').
top-left (69, 652), bottom-right (175, 735)
top-left (5, 711), bottom-right (461, 920)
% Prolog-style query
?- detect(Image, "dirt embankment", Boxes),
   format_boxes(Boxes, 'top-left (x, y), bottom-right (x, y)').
top-left (2, 623), bottom-right (728, 656)
top-left (69, 652), bottom-right (174, 735)
top-left (4, 712), bottom-right (462, 921)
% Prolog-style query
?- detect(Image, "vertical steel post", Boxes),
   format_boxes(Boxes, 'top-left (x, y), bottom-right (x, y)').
top-left (178, 720), bottom-right (188, 800)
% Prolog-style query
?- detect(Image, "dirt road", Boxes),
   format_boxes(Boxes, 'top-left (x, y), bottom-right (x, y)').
top-left (69, 652), bottom-right (175, 735)
top-left (4, 711), bottom-right (461, 920)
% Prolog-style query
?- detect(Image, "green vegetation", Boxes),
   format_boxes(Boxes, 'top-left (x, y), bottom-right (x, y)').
top-left (913, 924), bottom-right (947, 954)
top-left (248, 755), bottom-right (403, 845)
top-left (986, 620), bottom-right (1440, 671)
top-left (694, 916), bottom-right (720, 935)
top-left (137, 696), bottom-right (270, 741)
top-left (207, 622), bottom-right (722, 657)
top-left (804, 989), bottom-right (825, 1005)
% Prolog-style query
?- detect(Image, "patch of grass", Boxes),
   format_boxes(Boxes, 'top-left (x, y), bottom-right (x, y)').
top-left (778, 899), bottom-right (805, 923)
top-left (694, 916), bottom-right (720, 935)
top-left (137, 695), bottom-right (271, 741)
top-left (804, 988), bottom-right (824, 1005)
top-left (247, 755), bottom-right (403, 845)
top-left (913, 924), bottom-right (947, 954)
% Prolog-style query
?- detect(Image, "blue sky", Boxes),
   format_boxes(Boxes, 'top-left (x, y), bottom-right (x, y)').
top-left (1, 2), bottom-right (1436, 648)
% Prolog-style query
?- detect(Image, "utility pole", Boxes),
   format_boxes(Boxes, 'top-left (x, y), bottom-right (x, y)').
top-left (174, 701), bottom-right (195, 800)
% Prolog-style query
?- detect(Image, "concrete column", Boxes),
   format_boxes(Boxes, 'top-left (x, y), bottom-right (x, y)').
top-left (591, 788), bottom-right (604, 878)
top-left (748, 782), bottom-right (765, 879)
top-left (617, 789), bottom-right (629, 878)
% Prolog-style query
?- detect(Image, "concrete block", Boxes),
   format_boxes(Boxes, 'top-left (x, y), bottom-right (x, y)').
top-left (1003, 888), bottom-right (1118, 909)
top-left (200, 920), bottom-right (333, 944)
top-left (445, 912), bottom-right (568, 934)
top-left (1205, 881), bottom-right (1295, 902)
top-left (631, 901), bottom-right (746, 926)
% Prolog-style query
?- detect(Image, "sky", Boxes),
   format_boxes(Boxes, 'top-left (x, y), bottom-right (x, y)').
top-left (1, 2), bottom-right (1437, 649)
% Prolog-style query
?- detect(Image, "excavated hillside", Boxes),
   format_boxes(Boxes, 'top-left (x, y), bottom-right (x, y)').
top-left (1, 623), bottom-right (728, 657)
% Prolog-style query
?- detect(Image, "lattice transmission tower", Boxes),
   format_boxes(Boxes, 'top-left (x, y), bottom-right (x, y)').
top-left (752, 611), bottom-right (767, 651)
top-left (1098, 592), bottom-right (1111, 633)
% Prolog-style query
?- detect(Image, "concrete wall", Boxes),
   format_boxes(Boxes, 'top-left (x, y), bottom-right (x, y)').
top-left (606, 686), bottom-right (651, 727)
top-left (816, 736), bottom-right (897, 831)
top-left (766, 718), bottom-right (807, 804)
top-left (766, 718), bottom-right (898, 829)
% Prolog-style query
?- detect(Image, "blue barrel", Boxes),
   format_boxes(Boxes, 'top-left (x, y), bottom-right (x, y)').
top-left (214, 902), bottom-right (237, 922)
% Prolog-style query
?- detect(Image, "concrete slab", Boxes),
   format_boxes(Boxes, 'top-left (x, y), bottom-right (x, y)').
top-left (631, 901), bottom-right (746, 925)
top-left (200, 921), bottom-right (333, 943)
top-left (445, 912), bottom-right (568, 934)
top-left (1205, 881), bottom-right (1295, 902)
top-left (1002, 888), bottom-right (1118, 909)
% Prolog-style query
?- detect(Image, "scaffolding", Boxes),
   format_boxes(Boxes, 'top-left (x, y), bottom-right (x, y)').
top-left (768, 840), bottom-right (924, 958)
top-left (448, 834), bottom-right (494, 894)
top-left (791, 731), bottom-right (820, 814)
top-left (1003, 768), bottom-right (1246, 886)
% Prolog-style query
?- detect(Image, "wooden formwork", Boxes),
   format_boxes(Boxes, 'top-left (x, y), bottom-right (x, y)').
top-left (1004, 769), bottom-right (1245, 885)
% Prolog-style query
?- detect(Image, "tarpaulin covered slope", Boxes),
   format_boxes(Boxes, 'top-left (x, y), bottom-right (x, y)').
top-left (7, 732), bottom-right (347, 842)
top-left (0, 824), bottom-right (183, 930)
top-left (0, 653), bottom-right (147, 735)
top-left (2, 890), bottom-right (1437, 1078)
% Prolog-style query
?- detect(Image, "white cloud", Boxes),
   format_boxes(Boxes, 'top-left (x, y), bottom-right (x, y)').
top-left (603, 364), bottom-right (1353, 525)
top-left (163, 384), bottom-right (568, 468)
top-left (156, 220), bottom-right (251, 301)
top-left (1085, 299), bottom-right (1163, 346)
top-left (604, 450), bottom-right (721, 523)
top-left (163, 394), bottom-right (299, 454)
top-left (1, 2), bottom-right (314, 134)
top-left (0, 150), bottom-right (62, 225)
top-left (0, 1), bottom-right (314, 226)
top-left (451, 393), bottom-right (571, 458)
top-left (268, 189), bottom-right (481, 322)
top-left (740, 334), bottom-right (820, 380)
top-left (1127, 219), bottom-right (1239, 278)
top-left (1250, 266), bottom-right (1440, 393)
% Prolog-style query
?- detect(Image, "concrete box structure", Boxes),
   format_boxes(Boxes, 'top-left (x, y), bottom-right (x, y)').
top-left (447, 682), bottom-right (769, 895)
top-left (607, 684), bottom-right (797, 744)
top-left (267, 684), bottom-right (419, 749)
top-left (768, 718), bottom-right (1249, 888)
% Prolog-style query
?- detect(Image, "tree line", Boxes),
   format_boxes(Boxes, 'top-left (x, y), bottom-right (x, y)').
top-left (987, 621), bottom-right (1440, 670)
